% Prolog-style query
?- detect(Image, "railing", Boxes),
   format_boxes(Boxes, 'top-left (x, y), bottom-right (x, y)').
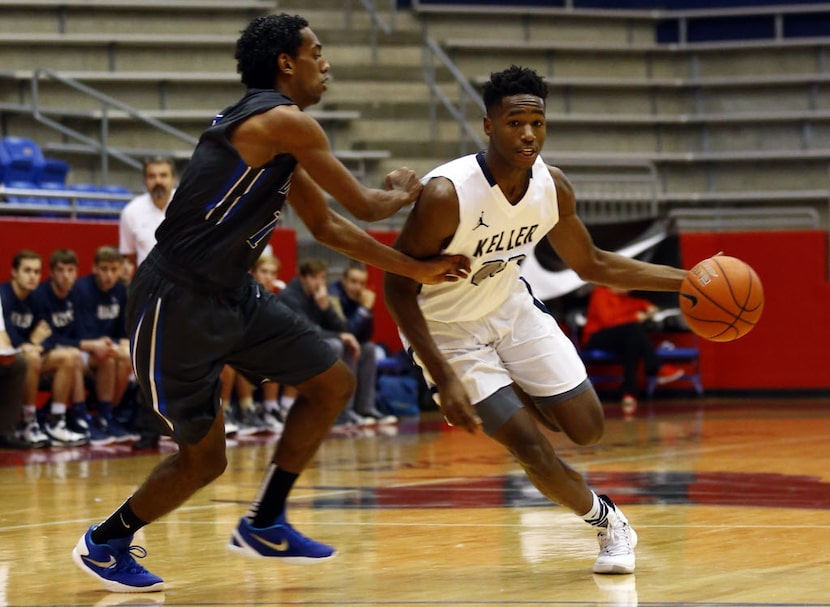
top-left (422, 36), bottom-right (485, 156)
top-left (668, 206), bottom-right (821, 231)
top-left (345, 0), bottom-right (397, 64)
top-left (0, 186), bottom-right (132, 220)
top-left (419, 34), bottom-right (661, 219)
top-left (30, 67), bottom-right (197, 184)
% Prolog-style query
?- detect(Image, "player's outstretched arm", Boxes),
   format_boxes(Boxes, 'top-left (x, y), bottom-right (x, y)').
top-left (546, 166), bottom-right (686, 291)
top-left (260, 106), bottom-right (418, 222)
top-left (384, 177), bottom-right (481, 434)
top-left (287, 166), bottom-right (469, 285)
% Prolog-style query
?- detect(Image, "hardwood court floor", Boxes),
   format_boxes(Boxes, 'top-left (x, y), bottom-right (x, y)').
top-left (1, 397), bottom-right (829, 607)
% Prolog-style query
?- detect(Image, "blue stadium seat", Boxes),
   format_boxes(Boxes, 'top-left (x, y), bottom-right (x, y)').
top-left (1, 136), bottom-right (71, 188)
top-left (69, 183), bottom-right (131, 217)
top-left (70, 183), bottom-right (108, 209)
top-left (100, 184), bottom-right (132, 211)
top-left (39, 182), bottom-right (72, 207)
top-left (38, 158), bottom-right (71, 188)
top-left (564, 309), bottom-right (703, 398)
top-left (0, 142), bottom-right (9, 184)
top-left (0, 137), bottom-right (45, 204)
top-left (1, 136), bottom-right (45, 185)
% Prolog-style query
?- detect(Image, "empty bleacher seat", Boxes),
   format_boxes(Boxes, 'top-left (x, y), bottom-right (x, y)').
top-left (1, 136), bottom-right (71, 188)
top-left (70, 183), bottom-right (107, 209)
top-left (38, 182), bottom-right (71, 207)
top-left (70, 183), bottom-right (131, 217)
top-left (0, 142), bottom-right (8, 187)
top-left (0, 138), bottom-right (47, 205)
top-left (1, 136), bottom-right (41, 188)
top-left (37, 157), bottom-right (71, 188)
top-left (100, 184), bottom-right (132, 211)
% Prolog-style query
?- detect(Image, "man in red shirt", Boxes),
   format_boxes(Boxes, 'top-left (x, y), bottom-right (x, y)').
top-left (582, 286), bottom-right (683, 416)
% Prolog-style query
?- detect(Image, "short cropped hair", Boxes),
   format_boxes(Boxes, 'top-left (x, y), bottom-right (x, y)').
top-left (236, 13), bottom-right (309, 89)
top-left (12, 250), bottom-right (41, 271)
top-left (298, 258), bottom-right (328, 277)
top-left (94, 246), bottom-right (123, 264)
top-left (142, 155), bottom-right (175, 177)
top-left (49, 248), bottom-right (78, 270)
top-left (482, 65), bottom-right (549, 115)
top-left (254, 253), bottom-right (280, 271)
top-left (343, 261), bottom-right (367, 277)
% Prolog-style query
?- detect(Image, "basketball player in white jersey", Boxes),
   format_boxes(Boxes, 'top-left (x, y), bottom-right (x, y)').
top-left (385, 65), bottom-right (688, 574)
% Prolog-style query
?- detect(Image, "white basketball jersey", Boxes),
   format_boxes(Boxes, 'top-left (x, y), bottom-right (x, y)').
top-left (417, 152), bottom-right (560, 323)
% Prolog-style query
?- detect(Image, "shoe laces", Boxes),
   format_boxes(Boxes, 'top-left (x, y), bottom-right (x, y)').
top-left (26, 421), bottom-right (46, 438)
top-left (598, 522), bottom-right (632, 557)
top-left (111, 545), bottom-right (152, 574)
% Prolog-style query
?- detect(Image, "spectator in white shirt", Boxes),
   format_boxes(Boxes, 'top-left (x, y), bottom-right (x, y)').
top-left (118, 156), bottom-right (175, 448)
top-left (119, 156), bottom-right (176, 275)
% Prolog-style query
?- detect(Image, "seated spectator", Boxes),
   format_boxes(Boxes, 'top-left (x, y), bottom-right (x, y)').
top-left (582, 285), bottom-right (684, 417)
top-left (219, 365), bottom-right (275, 435)
top-left (276, 258), bottom-right (370, 427)
top-left (217, 253), bottom-right (288, 435)
top-left (250, 253), bottom-right (289, 425)
top-left (0, 250), bottom-right (81, 447)
top-left (252, 253), bottom-right (286, 293)
top-left (30, 249), bottom-right (113, 446)
top-left (0, 296), bottom-right (43, 449)
top-left (329, 261), bottom-right (395, 424)
top-left (73, 246), bottom-right (137, 443)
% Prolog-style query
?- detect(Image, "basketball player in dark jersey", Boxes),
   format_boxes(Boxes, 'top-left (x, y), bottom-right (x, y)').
top-left (72, 13), bottom-right (469, 593)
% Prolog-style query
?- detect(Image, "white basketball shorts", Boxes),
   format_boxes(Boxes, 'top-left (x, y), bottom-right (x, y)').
top-left (403, 284), bottom-right (588, 406)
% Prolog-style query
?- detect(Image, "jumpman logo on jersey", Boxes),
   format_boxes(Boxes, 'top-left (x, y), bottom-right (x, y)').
top-left (473, 211), bottom-right (489, 230)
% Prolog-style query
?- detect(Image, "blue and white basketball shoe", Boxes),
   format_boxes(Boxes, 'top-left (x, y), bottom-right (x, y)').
top-left (228, 513), bottom-right (336, 563)
top-left (72, 525), bottom-right (164, 592)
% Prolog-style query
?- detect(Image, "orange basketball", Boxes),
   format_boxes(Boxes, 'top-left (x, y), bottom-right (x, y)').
top-left (679, 255), bottom-right (764, 342)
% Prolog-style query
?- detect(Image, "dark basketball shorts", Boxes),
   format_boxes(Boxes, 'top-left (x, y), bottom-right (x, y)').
top-left (126, 253), bottom-right (338, 444)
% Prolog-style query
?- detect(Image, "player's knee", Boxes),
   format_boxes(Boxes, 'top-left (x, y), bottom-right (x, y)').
top-left (184, 448), bottom-right (227, 486)
top-left (201, 452), bottom-right (228, 484)
top-left (539, 383), bottom-right (605, 446)
top-left (304, 360), bottom-right (355, 410)
top-left (567, 420), bottom-right (604, 446)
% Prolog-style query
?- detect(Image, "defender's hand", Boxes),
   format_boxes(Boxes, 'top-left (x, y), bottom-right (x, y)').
top-left (385, 167), bottom-right (423, 205)
top-left (412, 254), bottom-right (471, 285)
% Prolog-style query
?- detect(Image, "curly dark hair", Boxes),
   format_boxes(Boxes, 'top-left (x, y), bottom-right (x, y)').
top-left (482, 65), bottom-right (549, 114)
top-left (235, 13), bottom-right (309, 89)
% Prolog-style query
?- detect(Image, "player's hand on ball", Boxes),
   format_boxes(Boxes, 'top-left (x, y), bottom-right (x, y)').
top-left (680, 255), bottom-right (764, 342)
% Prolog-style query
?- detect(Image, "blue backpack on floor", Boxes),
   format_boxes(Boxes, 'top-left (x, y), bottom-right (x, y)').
top-left (376, 374), bottom-right (420, 417)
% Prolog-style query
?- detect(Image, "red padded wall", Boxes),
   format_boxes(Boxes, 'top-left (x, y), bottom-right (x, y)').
top-left (0, 217), bottom-right (297, 286)
top-left (680, 230), bottom-right (829, 390)
top-left (2, 219), bottom-right (826, 390)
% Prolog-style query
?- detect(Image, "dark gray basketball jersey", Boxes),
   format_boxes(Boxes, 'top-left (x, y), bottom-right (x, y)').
top-left (155, 89), bottom-right (296, 289)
